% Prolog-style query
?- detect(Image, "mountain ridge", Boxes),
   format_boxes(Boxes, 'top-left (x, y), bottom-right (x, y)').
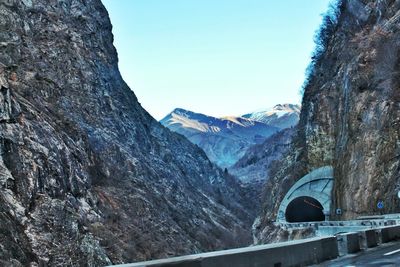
top-left (160, 105), bottom-right (299, 169)
top-left (160, 107), bottom-right (292, 168)
top-left (229, 127), bottom-right (295, 184)
top-left (242, 104), bottom-right (301, 129)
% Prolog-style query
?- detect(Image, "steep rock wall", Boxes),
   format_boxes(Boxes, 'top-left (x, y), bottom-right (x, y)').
top-left (0, 0), bottom-right (254, 265)
top-left (256, 0), bottom-right (400, 243)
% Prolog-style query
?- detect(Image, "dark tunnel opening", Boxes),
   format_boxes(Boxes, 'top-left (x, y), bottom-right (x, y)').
top-left (285, 196), bottom-right (325, 223)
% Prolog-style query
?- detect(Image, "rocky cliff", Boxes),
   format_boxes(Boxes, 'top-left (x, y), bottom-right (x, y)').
top-left (228, 128), bottom-right (295, 219)
top-left (0, 0), bottom-right (255, 265)
top-left (256, 0), bottom-right (400, 243)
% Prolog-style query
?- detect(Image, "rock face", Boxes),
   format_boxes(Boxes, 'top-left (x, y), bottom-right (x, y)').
top-left (242, 104), bottom-right (300, 129)
top-left (229, 128), bottom-right (295, 184)
top-left (256, 0), bottom-right (400, 244)
top-left (160, 108), bottom-right (280, 168)
top-left (228, 128), bottom-right (295, 219)
top-left (0, 0), bottom-right (255, 265)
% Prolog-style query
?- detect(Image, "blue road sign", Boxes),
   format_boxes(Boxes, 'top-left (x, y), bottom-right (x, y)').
top-left (377, 201), bottom-right (384, 209)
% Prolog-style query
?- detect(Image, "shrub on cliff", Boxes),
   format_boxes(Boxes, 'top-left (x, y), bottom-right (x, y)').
top-left (301, 0), bottom-right (345, 94)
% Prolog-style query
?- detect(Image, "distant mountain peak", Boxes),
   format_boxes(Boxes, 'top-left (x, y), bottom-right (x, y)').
top-left (172, 107), bottom-right (189, 113)
top-left (242, 103), bottom-right (300, 129)
top-left (273, 103), bottom-right (301, 112)
top-left (160, 108), bottom-right (280, 168)
top-left (169, 107), bottom-right (196, 117)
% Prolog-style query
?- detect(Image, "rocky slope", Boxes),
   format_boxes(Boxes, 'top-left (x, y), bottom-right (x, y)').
top-left (243, 104), bottom-right (300, 129)
top-left (227, 128), bottom-right (296, 218)
top-left (229, 128), bottom-right (295, 184)
top-left (0, 1), bottom-right (255, 265)
top-left (160, 108), bottom-right (280, 168)
top-left (255, 0), bottom-right (400, 243)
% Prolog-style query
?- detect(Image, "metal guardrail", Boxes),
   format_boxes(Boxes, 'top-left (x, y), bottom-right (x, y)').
top-left (278, 215), bottom-right (400, 230)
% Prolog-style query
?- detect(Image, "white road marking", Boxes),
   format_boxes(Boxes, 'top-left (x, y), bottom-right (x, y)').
top-left (384, 248), bottom-right (400, 256)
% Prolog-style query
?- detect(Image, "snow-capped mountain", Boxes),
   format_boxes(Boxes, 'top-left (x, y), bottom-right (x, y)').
top-left (242, 104), bottom-right (300, 129)
top-left (160, 108), bottom-right (280, 168)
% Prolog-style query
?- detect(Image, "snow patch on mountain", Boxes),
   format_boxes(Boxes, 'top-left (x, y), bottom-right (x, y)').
top-left (242, 104), bottom-right (300, 129)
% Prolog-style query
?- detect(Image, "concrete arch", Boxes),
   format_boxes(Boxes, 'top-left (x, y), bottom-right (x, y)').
top-left (277, 166), bottom-right (334, 223)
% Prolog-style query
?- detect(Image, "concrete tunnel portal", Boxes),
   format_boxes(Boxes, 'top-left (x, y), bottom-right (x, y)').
top-left (277, 166), bottom-right (334, 223)
top-left (285, 196), bottom-right (325, 222)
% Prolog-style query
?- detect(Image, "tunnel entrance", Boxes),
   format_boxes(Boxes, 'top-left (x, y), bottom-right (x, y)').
top-left (285, 196), bottom-right (325, 223)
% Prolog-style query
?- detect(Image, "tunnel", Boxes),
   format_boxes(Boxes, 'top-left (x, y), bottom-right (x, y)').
top-left (285, 196), bottom-right (325, 223)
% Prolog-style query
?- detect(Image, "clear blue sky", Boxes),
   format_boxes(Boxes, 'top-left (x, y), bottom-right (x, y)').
top-left (101, 0), bottom-right (331, 120)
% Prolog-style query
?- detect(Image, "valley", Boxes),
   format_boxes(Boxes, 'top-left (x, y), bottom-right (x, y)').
top-left (160, 104), bottom-right (299, 171)
top-left (2, 0), bottom-right (400, 266)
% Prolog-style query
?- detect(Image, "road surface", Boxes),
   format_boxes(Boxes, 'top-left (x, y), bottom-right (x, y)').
top-left (315, 242), bottom-right (400, 266)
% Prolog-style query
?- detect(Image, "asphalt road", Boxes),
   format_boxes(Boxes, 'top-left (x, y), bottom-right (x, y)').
top-left (315, 242), bottom-right (400, 267)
